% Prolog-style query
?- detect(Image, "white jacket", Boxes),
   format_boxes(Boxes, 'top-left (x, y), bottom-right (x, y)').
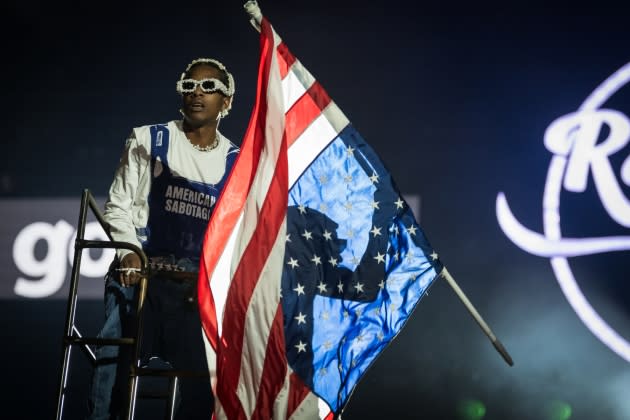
top-left (103, 120), bottom-right (237, 259)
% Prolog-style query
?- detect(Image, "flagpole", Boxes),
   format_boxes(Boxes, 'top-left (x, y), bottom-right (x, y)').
top-left (244, 0), bottom-right (262, 31)
top-left (440, 267), bottom-right (514, 366)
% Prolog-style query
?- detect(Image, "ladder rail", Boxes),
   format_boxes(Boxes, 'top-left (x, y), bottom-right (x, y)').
top-left (55, 189), bottom-right (148, 420)
top-left (56, 188), bottom-right (210, 420)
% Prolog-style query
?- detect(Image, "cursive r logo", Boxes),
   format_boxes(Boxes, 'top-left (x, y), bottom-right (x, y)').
top-left (496, 62), bottom-right (630, 363)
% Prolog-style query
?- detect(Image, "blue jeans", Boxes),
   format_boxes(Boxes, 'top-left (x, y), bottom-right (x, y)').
top-left (86, 267), bottom-right (213, 419)
top-left (86, 271), bottom-right (138, 420)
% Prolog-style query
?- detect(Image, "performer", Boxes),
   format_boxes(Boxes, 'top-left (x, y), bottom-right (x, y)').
top-left (86, 57), bottom-right (239, 420)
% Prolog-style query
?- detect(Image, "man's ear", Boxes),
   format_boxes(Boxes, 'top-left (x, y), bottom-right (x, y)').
top-left (223, 96), bottom-right (233, 112)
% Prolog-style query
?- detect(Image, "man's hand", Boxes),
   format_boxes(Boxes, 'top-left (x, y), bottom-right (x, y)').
top-left (117, 253), bottom-right (142, 287)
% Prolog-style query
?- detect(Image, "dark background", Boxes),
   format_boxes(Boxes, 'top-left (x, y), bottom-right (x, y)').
top-left (2, 1), bottom-right (629, 419)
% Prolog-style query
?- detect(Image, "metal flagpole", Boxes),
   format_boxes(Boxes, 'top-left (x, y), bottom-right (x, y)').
top-left (440, 267), bottom-right (514, 366)
top-left (244, 1), bottom-right (262, 31)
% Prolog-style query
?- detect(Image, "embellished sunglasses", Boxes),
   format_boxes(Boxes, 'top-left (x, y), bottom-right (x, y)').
top-left (176, 78), bottom-right (231, 95)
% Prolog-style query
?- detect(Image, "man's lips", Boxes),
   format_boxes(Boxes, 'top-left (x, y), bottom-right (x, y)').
top-left (189, 101), bottom-right (205, 111)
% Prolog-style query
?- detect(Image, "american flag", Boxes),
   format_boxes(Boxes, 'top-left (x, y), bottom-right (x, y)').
top-left (198, 9), bottom-right (443, 420)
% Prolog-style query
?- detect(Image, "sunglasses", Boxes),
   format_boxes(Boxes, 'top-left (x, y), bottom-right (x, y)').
top-left (176, 78), bottom-right (230, 95)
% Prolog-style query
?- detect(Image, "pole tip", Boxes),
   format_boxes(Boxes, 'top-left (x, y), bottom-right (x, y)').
top-left (244, 1), bottom-right (262, 22)
top-left (492, 339), bottom-right (514, 367)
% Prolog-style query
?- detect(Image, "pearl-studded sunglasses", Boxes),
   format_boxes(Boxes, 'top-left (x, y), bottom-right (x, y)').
top-left (176, 78), bottom-right (231, 96)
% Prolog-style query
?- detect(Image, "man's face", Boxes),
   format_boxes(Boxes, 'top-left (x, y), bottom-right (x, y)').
top-left (180, 64), bottom-right (230, 126)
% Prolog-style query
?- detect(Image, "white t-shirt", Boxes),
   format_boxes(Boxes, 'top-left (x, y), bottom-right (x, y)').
top-left (103, 120), bottom-right (238, 259)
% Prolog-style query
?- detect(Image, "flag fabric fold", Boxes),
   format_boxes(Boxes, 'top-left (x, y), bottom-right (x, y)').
top-left (198, 7), bottom-right (443, 419)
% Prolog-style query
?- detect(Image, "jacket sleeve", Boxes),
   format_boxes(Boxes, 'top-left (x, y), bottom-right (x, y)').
top-left (103, 129), bottom-right (148, 260)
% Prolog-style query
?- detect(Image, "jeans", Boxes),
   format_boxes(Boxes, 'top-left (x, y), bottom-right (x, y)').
top-left (86, 271), bottom-right (138, 420)
top-left (86, 267), bottom-right (213, 420)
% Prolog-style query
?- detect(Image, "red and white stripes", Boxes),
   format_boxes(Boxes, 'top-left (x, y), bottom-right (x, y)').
top-left (198, 16), bottom-right (344, 420)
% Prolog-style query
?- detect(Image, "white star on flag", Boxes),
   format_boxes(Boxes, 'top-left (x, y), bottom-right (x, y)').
top-left (295, 341), bottom-right (307, 353)
top-left (287, 257), bottom-right (299, 268)
top-left (293, 283), bottom-right (305, 296)
top-left (295, 312), bottom-right (307, 325)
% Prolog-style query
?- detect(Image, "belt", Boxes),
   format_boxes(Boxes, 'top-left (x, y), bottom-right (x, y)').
top-left (147, 257), bottom-right (198, 283)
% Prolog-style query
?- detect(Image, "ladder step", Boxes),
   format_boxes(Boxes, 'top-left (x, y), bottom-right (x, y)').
top-left (64, 336), bottom-right (135, 346)
top-left (134, 368), bottom-right (209, 378)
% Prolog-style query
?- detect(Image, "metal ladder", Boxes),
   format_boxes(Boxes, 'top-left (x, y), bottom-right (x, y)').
top-left (55, 189), bottom-right (208, 420)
